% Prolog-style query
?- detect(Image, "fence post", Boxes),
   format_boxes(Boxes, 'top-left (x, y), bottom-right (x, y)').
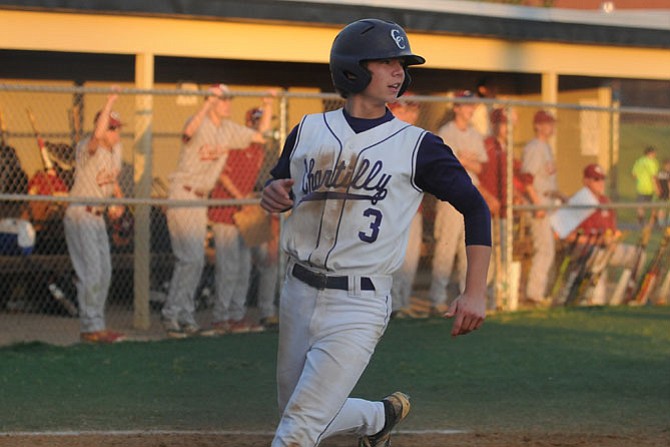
top-left (133, 53), bottom-right (154, 330)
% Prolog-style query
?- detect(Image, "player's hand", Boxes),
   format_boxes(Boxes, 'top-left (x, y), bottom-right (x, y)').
top-left (262, 88), bottom-right (279, 106)
top-left (261, 179), bottom-right (294, 213)
top-left (445, 292), bottom-right (486, 337)
top-left (108, 85), bottom-right (120, 103)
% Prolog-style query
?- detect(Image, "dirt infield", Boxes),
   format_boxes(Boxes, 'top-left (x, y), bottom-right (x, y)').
top-left (3, 431), bottom-right (669, 447)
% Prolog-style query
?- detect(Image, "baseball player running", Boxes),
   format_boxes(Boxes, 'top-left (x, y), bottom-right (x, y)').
top-left (261, 18), bottom-right (492, 447)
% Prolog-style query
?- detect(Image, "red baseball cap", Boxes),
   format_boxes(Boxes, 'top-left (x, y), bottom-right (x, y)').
top-left (454, 89), bottom-right (475, 98)
top-left (583, 163), bottom-right (606, 180)
top-left (533, 110), bottom-right (556, 125)
top-left (209, 83), bottom-right (233, 99)
top-left (94, 110), bottom-right (123, 128)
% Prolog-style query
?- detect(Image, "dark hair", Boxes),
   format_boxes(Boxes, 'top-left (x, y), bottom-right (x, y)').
top-left (644, 145), bottom-right (656, 154)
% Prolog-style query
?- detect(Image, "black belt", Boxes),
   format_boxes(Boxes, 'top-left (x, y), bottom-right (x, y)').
top-left (292, 264), bottom-right (375, 291)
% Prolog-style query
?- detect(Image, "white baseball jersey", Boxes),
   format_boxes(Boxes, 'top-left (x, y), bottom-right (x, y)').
top-left (522, 138), bottom-right (558, 205)
top-left (69, 136), bottom-right (122, 200)
top-left (437, 121), bottom-right (487, 186)
top-left (282, 110), bottom-right (426, 276)
top-left (168, 116), bottom-right (256, 195)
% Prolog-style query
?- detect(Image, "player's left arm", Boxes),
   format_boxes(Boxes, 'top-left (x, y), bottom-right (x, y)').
top-left (446, 244), bottom-right (490, 337)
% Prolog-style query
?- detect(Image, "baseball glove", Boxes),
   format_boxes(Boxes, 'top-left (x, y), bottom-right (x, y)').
top-left (233, 205), bottom-right (271, 247)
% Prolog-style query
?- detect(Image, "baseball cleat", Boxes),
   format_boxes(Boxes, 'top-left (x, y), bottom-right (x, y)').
top-left (358, 391), bottom-right (411, 447)
top-left (80, 330), bottom-right (126, 344)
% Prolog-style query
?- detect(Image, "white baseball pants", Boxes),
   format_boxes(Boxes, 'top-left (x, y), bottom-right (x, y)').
top-left (429, 201), bottom-right (467, 305)
top-left (163, 199), bottom-right (207, 327)
top-left (272, 266), bottom-right (392, 446)
top-left (63, 206), bottom-right (112, 333)
top-left (211, 222), bottom-right (251, 322)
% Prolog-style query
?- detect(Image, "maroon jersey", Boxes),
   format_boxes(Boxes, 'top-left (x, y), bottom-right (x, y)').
top-left (208, 143), bottom-right (264, 224)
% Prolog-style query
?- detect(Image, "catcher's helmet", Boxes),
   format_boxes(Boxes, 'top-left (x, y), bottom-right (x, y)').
top-left (330, 19), bottom-right (425, 98)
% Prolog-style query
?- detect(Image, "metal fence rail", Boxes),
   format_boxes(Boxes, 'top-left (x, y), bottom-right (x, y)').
top-left (0, 84), bottom-right (668, 346)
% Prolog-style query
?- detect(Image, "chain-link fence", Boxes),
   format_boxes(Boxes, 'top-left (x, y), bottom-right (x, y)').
top-left (0, 84), bottom-right (667, 345)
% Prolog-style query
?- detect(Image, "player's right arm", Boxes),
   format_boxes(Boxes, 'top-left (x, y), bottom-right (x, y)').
top-left (182, 86), bottom-right (219, 142)
top-left (88, 88), bottom-right (119, 154)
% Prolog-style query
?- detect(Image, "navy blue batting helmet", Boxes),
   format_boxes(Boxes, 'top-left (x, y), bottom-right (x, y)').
top-left (330, 19), bottom-right (425, 98)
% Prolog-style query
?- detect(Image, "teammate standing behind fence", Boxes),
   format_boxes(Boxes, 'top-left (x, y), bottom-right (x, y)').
top-left (631, 146), bottom-right (659, 226)
top-left (64, 89), bottom-right (126, 343)
top-left (521, 110), bottom-right (564, 307)
top-left (261, 18), bottom-right (491, 447)
top-left (202, 107), bottom-right (270, 336)
top-left (471, 76), bottom-right (499, 138)
top-left (656, 158), bottom-right (670, 227)
top-left (161, 84), bottom-right (275, 339)
top-left (429, 90), bottom-right (488, 315)
top-left (386, 93), bottom-right (424, 319)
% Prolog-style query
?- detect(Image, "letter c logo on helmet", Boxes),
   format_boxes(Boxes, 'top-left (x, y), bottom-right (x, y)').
top-left (390, 29), bottom-right (406, 50)
top-left (330, 18), bottom-right (425, 98)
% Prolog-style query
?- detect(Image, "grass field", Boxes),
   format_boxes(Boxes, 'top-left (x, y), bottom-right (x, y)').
top-left (1, 306), bottom-right (668, 446)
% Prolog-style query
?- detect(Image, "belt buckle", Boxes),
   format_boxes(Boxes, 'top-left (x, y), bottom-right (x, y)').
top-left (314, 272), bottom-right (328, 290)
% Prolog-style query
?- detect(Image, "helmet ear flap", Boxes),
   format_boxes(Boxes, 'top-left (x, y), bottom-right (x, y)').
top-left (398, 70), bottom-right (412, 97)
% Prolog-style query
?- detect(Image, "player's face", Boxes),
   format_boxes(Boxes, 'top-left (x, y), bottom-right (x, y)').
top-left (213, 96), bottom-right (233, 118)
top-left (537, 121), bottom-right (555, 138)
top-left (454, 103), bottom-right (476, 122)
top-left (586, 177), bottom-right (606, 195)
top-left (105, 125), bottom-right (121, 145)
top-left (365, 58), bottom-right (406, 104)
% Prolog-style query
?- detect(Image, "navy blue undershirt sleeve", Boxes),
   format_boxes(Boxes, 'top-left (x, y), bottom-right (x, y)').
top-left (268, 125), bottom-right (299, 181)
top-left (415, 133), bottom-right (491, 247)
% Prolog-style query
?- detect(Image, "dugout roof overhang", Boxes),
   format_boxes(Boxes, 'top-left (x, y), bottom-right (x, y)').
top-left (0, 0), bottom-right (668, 95)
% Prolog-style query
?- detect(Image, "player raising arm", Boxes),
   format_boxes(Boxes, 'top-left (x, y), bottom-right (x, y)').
top-left (261, 18), bottom-right (491, 447)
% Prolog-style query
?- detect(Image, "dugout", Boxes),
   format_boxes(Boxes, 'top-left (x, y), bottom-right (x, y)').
top-left (0, 0), bottom-right (668, 196)
top-left (0, 0), bottom-right (668, 324)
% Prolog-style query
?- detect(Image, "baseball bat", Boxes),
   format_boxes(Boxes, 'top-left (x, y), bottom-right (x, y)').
top-left (581, 230), bottom-right (621, 305)
top-left (25, 108), bottom-right (55, 172)
top-left (550, 230), bottom-right (583, 303)
top-left (632, 226), bottom-right (670, 305)
top-left (558, 230), bottom-right (598, 306)
top-left (623, 211), bottom-right (656, 303)
top-left (48, 283), bottom-right (78, 317)
top-left (654, 267), bottom-right (670, 305)
top-left (565, 230), bottom-right (603, 306)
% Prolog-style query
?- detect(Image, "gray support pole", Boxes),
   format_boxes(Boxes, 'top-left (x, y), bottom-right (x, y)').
top-left (133, 53), bottom-right (154, 329)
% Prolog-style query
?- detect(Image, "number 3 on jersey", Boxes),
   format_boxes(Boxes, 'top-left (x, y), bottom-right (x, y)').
top-left (359, 208), bottom-right (382, 243)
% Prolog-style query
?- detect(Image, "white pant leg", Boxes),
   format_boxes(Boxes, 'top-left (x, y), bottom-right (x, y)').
top-left (253, 243), bottom-right (279, 319)
top-left (163, 204), bottom-right (207, 326)
top-left (273, 273), bottom-right (391, 447)
top-left (212, 223), bottom-right (251, 322)
top-left (429, 202), bottom-right (465, 305)
top-left (392, 212), bottom-right (422, 310)
top-left (526, 216), bottom-right (556, 300)
top-left (64, 207), bottom-right (111, 333)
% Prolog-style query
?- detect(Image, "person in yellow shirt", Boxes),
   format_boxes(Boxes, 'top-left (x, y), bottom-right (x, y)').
top-left (631, 146), bottom-right (659, 225)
